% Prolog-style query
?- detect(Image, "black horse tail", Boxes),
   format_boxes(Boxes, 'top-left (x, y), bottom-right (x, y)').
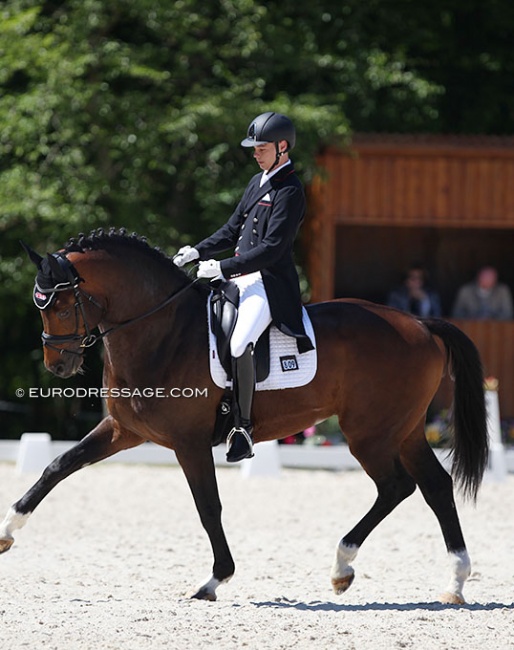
top-left (424, 319), bottom-right (489, 501)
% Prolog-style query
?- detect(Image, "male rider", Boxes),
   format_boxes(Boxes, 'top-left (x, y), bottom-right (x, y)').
top-left (174, 112), bottom-right (313, 462)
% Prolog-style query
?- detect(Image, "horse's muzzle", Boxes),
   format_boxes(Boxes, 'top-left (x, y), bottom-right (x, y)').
top-left (46, 354), bottom-right (83, 379)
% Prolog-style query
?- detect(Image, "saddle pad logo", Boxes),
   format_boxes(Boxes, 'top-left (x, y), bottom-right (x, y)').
top-left (280, 355), bottom-right (299, 372)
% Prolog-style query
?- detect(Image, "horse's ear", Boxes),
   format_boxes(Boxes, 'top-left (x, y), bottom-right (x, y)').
top-left (45, 253), bottom-right (67, 282)
top-left (20, 240), bottom-right (43, 269)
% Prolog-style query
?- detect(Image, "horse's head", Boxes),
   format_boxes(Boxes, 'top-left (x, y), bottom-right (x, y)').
top-left (21, 242), bottom-right (104, 378)
top-left (22, 229), bottom-right (200, 378)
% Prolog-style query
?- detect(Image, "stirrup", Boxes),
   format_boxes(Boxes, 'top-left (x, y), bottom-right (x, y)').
top-left (226, 426), bottom-right (254, 462)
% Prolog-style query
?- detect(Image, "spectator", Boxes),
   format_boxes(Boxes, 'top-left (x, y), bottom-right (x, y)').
top-left (387, 264), bottom-right (442, 317)
top-left (452, 266), bottom-right (513, 320)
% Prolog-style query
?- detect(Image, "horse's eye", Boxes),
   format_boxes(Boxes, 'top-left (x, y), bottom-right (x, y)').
top-left (57, 309), bottom-right (71, 320)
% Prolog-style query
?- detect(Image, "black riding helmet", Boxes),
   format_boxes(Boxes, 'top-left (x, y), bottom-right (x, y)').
top-left (241, 112), bottom-right (296, 151)
top-left (241, 112), bottom-right (296, 172)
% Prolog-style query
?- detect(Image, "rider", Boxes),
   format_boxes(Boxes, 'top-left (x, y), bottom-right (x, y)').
top-left (174, 111), bottom-right (313, 462)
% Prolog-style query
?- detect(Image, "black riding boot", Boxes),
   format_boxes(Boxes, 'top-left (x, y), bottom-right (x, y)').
top-left (226, 343), bottom-right (255, 462)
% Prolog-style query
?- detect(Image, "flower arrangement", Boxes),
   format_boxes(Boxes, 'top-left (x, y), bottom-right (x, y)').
top-left (424, 409), bottom-right (452, 448)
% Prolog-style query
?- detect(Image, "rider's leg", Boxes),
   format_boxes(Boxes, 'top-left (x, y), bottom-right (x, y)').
top-left (226, 343), bottom-right (256, 462)
top-left (226, 277), bottom-right (271, 462)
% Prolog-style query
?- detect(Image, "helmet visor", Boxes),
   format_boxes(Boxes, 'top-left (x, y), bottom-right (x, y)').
top-left (240, 136), bottom-right (271, 147)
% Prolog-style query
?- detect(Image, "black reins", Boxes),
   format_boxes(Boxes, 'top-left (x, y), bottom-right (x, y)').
top-left (40, 269), bottom-right (200, 356)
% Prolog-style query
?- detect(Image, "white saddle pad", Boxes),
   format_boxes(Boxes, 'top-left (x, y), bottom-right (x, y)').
top-left (207, 301), bottom-right (317, 391)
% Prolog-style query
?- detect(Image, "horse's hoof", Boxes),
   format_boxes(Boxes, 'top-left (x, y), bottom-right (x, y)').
top-left (0, 537), bottom-right (14, 554)
top-left (332, 573), bottom-right (355, 595)
top-left (191, 587), bottom-right (217, 601)
top-left (439, 591), bottom-right (465, 605)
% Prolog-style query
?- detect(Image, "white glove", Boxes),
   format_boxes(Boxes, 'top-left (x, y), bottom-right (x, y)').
top-left (197, 259), bottom-right (224, 280)
top-left (173, 246), bottom-right (199, 267)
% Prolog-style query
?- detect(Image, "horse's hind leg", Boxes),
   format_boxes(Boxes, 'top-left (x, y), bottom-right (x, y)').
top-left (400, 430), bottom-right (470, 604)
top-left (175, 444), bottom-right (235, 601)
top-left (0, 415), bottom-right (143, 553)
top-left (331, 450), bottom-right (416, 595)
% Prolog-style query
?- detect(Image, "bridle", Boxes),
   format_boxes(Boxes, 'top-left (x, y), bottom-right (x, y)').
top-left (37, 257), bottom-right (199, 357)
top-left (39, 279), bottom-right (104, 355)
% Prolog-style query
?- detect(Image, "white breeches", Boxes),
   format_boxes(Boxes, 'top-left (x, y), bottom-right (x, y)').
top-left (230, 272), bottom-right (272, 358)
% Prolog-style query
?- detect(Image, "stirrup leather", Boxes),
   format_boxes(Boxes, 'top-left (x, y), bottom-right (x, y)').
top-left (226, 426), bottom-right (254, 459)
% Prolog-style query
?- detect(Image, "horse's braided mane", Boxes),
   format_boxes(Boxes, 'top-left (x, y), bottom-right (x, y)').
top-left (64, 227), bottom-right (174, 267)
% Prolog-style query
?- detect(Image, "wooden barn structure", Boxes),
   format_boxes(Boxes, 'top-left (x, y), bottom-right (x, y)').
top-left (306, 134), bottom-right (514, 418)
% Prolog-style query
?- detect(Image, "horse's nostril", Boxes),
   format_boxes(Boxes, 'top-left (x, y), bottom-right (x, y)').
top-left (53, 362), bottom-right (65, 377)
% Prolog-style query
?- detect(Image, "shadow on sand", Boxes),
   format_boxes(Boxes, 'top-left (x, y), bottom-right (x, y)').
top-left (251, 598), bottom-right (514, 613)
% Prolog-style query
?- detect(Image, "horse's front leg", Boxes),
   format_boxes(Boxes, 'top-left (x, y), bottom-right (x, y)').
top-left (175, 445), bottom-right (235, 601)
top-left (0, 416), bottom-right (143, 553)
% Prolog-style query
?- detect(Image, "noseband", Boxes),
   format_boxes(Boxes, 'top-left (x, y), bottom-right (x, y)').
top-left (38, 280), bottom-right (104, 356)
top-left (36, 255), bottom-right (198, 357)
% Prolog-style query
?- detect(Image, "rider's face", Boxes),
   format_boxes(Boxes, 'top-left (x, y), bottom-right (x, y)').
top-left (253, 141), bottom-right (287, 171)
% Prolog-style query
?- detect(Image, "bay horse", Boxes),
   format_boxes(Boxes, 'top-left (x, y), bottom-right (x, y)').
top-left (0, 229), bottom-right (488, 604)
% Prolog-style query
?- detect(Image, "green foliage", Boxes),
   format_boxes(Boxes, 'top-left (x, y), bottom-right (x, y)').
top-left (338, 0), bottom-right (514, 133)
top-left (1, 0), bottom-right (512, 438)
top-left (0, 0), bottom-right (349, 437)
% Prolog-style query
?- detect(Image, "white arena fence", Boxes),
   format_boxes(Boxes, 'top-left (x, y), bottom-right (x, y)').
top-left (1, 388), bottom-right (510, 478)
top-left (1, 435), bottom-right (513, 477)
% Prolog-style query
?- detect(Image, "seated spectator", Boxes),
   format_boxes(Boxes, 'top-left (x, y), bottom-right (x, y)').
top-left (452, 266), bottom-right (513, 320)
top-left (387, 264), bottom-right (442, 317)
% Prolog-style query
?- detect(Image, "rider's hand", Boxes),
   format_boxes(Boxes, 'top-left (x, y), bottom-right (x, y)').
top-left (173, 246), bottom-right (199, 267)
top-left (197, 259), bottom-right (224, 280)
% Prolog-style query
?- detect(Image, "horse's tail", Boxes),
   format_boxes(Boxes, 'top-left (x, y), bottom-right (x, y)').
top-left (424, 318), bottom-right (489, 501)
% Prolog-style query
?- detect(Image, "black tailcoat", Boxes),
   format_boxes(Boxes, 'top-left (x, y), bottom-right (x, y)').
top-left (195, 162), bottom-right (314, 353)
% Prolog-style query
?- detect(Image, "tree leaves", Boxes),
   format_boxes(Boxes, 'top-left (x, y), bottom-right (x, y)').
top-left (2, 0), bottom-right (512, 437)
